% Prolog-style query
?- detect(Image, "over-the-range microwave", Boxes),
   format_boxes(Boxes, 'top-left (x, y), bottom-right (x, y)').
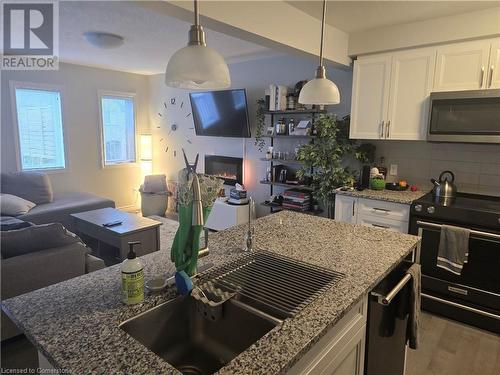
top-left (428, 89), bottom-right (500, 144)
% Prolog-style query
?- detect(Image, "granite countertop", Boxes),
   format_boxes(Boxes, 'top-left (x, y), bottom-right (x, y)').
top-left (335, 188), bottom-right (428, 204)
top-left (2, 211), bottom-right (420, 375)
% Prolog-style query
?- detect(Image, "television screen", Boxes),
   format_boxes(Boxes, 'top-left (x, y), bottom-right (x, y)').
top-left (189, 89), bottom-right (251, 138)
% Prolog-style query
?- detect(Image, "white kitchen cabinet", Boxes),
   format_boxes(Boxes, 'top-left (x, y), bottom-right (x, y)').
top-left (334, 195), bottom-right (357, 224)
top-left (287, 298), bottom-right (367, 375)
top-left (335, 195), bottom-right (409, 234)
top-left (350, 49), bottom-right (434, 141)
top-left (350, 54), bottom-right (391, 140)
top-left (488, 38), bottom-right (500, 89)
top-left (386, 48), bottom-right (436, 140)
top-left (434, 39), bottom-right (491, 91)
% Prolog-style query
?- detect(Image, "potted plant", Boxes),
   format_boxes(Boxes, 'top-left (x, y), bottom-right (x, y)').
top-left (296, 114), bottom-right (374, 218)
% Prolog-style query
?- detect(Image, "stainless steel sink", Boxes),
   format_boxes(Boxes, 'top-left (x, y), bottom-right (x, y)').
top-left (119, 296), bottom-right (277, 375)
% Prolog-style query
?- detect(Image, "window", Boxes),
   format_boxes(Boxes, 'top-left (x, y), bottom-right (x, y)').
top-left (100, 94), bottom-right (136, 166)
top-left (13, 85), bottom-right (66, 171)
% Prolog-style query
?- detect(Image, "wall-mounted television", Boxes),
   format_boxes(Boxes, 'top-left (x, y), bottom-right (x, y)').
top-left (189, 89), bottom-right (251, 138)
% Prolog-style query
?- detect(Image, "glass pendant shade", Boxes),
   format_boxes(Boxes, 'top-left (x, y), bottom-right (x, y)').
top-left (165, 44), bottom-right (230, 90)
top-left (298, 75), bottom-right (340, 105)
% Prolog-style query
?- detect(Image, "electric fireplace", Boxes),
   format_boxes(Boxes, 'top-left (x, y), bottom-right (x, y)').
top-left (204, 155), bottom-right (243, 186)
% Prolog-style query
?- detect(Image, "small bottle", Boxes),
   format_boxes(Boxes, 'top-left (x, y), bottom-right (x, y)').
top-left (121, 241), bottom-right (144, 305)
top-left (266, 146), bottom-right (273, 160)
top-left (288, 118), bottom-right (295, 135)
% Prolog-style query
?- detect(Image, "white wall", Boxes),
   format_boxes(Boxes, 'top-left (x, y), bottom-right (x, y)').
top-left (372, 141), bottom-right (500, 197)
top-left (349, 7), bottom-right (500, 56)
top-left (149, 55), bottom-right (353, 216)
top-left (1, 63), bottom-right (149, 207)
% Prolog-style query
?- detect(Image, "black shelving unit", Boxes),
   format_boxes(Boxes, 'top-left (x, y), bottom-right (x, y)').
top-left (260, 109), bottom-right (323, 214)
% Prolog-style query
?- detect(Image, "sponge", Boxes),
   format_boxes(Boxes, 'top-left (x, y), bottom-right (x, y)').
top-left (175, 271), bottom-right (193, 295)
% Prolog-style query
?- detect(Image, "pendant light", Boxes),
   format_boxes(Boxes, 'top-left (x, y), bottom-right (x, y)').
top-left (165, 0), bottom-right (230, 89)
top-left (298, 0), bottom-right (340, 105)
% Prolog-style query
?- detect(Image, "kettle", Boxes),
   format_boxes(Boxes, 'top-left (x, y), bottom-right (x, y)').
top-left (431, 170), bottom-right (457, 199)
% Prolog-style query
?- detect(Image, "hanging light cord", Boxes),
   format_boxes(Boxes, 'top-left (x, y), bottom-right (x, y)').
top-left (319, 0), bottom-right (327, 67)
top-left (194, 0), bottom-right (199, 27)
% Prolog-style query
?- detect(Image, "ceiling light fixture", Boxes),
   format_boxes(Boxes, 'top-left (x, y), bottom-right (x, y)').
top-left (83, 32), bottom-right (124, 49)
top-left (165, 0), bottom-right (231, 90)
top-left (298, 0), bottom-right (340, 105)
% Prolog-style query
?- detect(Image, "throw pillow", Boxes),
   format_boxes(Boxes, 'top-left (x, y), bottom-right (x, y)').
top-left (0, 216), bottom-right (33, 231)
top-left (1, 223), bottom-right (85, 259)
top-left (0, 194), bottom-right (36, 216)
top-left (1, 171), bottom-right (54, 204)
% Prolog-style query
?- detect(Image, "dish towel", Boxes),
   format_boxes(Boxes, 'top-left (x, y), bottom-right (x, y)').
top-left (437, 224), bottom-right (470, 275)
top-left (406, 263), bottom-right (421, 350)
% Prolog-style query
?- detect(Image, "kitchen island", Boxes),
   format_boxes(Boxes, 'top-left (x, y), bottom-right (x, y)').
top-left (2, 211), bottom-right (420, 374)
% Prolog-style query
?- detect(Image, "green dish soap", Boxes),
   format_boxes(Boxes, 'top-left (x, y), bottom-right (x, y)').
top-left (121, 241), bottom-right (144, 305)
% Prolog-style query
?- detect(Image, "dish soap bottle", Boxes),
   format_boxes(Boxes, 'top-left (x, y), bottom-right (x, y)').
top-left (121, 241), bottom-right (144, 305)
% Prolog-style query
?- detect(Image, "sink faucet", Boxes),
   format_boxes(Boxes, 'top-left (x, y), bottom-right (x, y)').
top-left (192, 173), bottom-right (209, 259)
top-left (244, 197), bottom-right (254, 252)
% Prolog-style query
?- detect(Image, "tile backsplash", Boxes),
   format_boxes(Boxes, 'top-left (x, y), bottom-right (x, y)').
top-left (371, 141), bottom-right (500, 197)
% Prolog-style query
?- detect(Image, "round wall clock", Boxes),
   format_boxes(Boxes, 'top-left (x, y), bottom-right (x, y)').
top-left (156, 96), bottom-right (195, 158)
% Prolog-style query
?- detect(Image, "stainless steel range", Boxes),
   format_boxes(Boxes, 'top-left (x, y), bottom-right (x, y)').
top-left (409, 192), bottom-right (500, 333)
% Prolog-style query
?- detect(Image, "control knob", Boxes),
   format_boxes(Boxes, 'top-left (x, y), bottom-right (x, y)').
top-left (427, 206), bottom-right (435, 214)
top-left (414, 204), bottom-right (422, 212)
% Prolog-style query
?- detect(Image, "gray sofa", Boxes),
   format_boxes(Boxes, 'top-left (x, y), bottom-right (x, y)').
top-left (1, 172), bottom-right (115, 232)
top-left (1, 244), bottom-right (105, 340)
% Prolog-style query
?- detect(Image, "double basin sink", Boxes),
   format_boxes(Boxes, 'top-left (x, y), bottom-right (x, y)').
top-left (119, 251), bottom-right (343, 375)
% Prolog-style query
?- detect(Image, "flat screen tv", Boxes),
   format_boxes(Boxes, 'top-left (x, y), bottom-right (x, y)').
top-left (189, 89), bottom-right (251, 138)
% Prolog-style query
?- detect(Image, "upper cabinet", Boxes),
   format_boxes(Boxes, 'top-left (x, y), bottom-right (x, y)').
top-left (350, 37), bottom-right (500, 142)
top-left (488, 38), bottom-right (500, 89)
top-left (350, 48), bottom-right (435, 141)
top-left (434, 39), bottom-right (491, 91)
top-left (350, 55), bottom-right (391, 140)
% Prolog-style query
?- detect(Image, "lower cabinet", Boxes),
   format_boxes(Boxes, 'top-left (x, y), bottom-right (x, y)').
top-left (334, 195), bottom-right (409, 233)
top-left (287, 298), bottom-right (367, 375)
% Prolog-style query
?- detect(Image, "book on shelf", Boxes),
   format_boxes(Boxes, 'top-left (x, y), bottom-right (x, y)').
top-left (268, 84), bottom-right (287, 111)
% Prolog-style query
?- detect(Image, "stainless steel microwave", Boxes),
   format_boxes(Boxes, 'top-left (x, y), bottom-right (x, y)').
top-left (428, 89), bottom-right (500, 143)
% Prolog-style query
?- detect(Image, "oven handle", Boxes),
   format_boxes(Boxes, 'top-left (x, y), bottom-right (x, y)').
top-left (422, 293), bottom-right (500, 321)
top-left (416, 220), bottom-right (500, 241)
top-left (372, 273), bottom-right (412, 306)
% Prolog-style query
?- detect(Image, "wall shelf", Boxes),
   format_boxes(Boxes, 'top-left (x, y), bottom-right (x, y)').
top-left (263, 109), bottom-right (326, 115)
top-left (259, 158), bottom-right (303, 166)
top-left (259, 180), bottom-right (313, 189)
top-left (260, 202), bottom-right (323, 216)
top-left (262, 134), bottom-right (316, 139)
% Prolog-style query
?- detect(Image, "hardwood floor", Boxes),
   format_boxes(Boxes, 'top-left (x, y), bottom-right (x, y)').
top-left (406, 312), bottom-right (500, 375)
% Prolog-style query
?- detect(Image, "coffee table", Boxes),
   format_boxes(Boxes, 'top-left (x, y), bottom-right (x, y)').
top-left (71, 207), bottom-right (162, 264)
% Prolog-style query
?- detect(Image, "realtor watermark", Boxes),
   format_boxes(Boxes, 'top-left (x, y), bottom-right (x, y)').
top-left (1, 0), bottom-right (59, 70)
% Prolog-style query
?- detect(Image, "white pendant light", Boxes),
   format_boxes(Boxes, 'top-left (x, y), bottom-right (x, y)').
top-left (165, 0), bottom-right (230, 90)
top-left (298, 0), bottom-right (340, 105)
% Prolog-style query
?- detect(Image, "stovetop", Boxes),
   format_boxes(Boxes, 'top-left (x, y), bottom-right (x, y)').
top-left (416, 192), bottom-right (500, 213)
top-left (411, 192), bottom-right (500, 230)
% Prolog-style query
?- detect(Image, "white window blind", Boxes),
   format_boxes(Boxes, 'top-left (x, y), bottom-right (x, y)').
top-left (14, 88), bottom-right (66, 171)
top-left (100, 95), bottom-right (136, 166)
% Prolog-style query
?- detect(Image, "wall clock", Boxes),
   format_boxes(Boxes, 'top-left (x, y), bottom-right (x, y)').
top-left (157, 96), bottom-right (195, 158)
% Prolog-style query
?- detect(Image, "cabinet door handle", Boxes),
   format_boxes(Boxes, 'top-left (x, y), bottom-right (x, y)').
top-left (380, 121), bottom-right (385, 138)
top-left (480, 66), bottom-right (485, 87)
top-left (373, 207), bottom-right (390, 213)
top-left (352, 201), bottom-right (356, 216)
top-left (385, 120), bottom-right (391, 138)
top-left (489, 65), bottom-right (494, 88)
top-left (372, 223), bottom-right (390, 229)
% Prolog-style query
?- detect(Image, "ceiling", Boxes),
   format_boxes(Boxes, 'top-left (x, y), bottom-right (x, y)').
top-left (59, 1), bottom-right (272, 75)
top-left (288, 1), bottom-right (499, 33)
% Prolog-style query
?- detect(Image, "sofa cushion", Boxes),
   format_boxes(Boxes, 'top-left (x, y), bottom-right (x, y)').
top-left (0, 222), bottom-right (83, 259)
top-left (0, 194), bottom-right (36, 216)
top-left (0, 216), bottom-right (32, 231)
top-left (1, 172), bottom-right (53, 204)
top-left (19, 191), bottom-right (115, 232)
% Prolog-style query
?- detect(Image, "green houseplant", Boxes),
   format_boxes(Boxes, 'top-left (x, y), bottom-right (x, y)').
top-left (296, 114), bottom-right (374, 217)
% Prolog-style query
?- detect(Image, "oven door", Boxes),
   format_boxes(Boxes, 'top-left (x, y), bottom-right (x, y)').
top-left (428, 89), bottom-right (500, 143)
top-left (411, 218), bottom-right (500, 332)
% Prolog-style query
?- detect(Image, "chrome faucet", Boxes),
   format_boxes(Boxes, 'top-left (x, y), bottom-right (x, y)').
top-left (244, 197), bottom-right (254, 252)
top-left (192, 172), bottom-right (209, 259)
